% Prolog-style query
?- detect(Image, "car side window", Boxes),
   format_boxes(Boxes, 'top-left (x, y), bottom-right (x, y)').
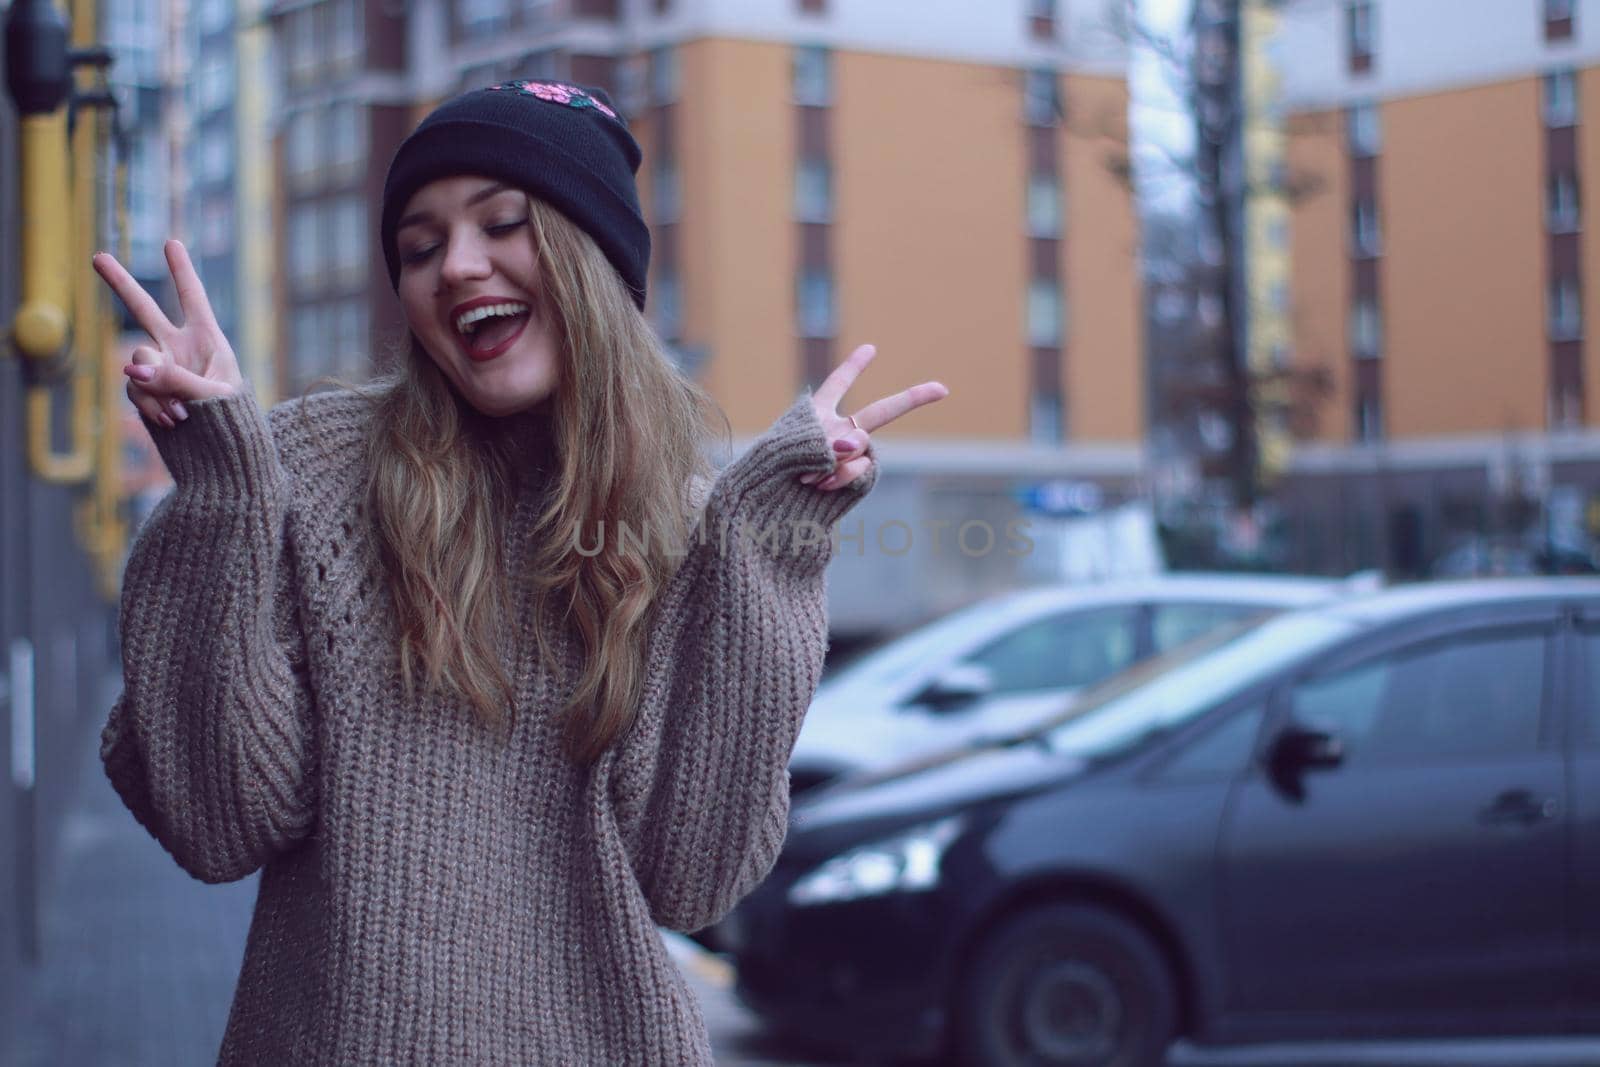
top-left (1290, 630), bottom-right (1547, 765)
top-left (1151, 602), bottom-right (1264, 654)
top-left (961, 608), bottom-right (1139, 695)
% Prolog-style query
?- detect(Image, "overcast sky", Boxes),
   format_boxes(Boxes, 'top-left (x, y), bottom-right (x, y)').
top-left (1129, 0), bottom-right (1197, 214)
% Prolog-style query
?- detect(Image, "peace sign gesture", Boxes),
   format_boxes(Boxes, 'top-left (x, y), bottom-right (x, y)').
top-left (801, 344), bottom-right (949, 493)
top-left (92, 239), bottom-right (243, 428)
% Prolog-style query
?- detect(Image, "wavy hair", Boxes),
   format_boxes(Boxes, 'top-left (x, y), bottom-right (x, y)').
top-left (361, 197), bottom-right (719, 763)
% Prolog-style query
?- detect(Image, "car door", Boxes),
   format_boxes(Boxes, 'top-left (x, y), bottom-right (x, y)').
top-left (904, 606), bottom-right (1141, 751)
top-left (1219, 612), bottom-right (1569, 1036)
top-left (1566, 613), bottom-right (1600, 1029)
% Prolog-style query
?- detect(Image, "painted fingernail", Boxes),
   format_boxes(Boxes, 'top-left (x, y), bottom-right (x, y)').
top-left (171, 401), bottom-right (189, 420)
top-left (833, 439), bottom-right (854, 452)
top-left (125, 364), bottom-right (155, 381)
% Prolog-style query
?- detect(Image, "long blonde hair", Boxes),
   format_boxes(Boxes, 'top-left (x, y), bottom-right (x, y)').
top-left (363, 197), bottom-right (719, 763)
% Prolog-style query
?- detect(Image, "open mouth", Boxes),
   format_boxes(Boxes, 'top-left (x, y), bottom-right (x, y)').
top-left (453, 300), bottom-right (531, 362)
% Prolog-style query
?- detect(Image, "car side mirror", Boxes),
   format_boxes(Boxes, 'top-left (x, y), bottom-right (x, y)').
top-left (912, 663), bottom-right (995, 713)
top-left (1269, 724), bottom-right (1345, 774)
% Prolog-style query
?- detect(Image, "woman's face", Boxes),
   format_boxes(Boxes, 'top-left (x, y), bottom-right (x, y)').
top-left (394, 176), bottom-right (560, 417)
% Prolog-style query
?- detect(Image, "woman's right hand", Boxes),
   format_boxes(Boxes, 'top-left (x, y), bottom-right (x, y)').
top-left (92, 239), bottom-right (244, 428)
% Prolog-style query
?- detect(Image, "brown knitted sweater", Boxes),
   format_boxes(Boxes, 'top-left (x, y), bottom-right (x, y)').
top-left (101, 386), bottom-right (875, 1065)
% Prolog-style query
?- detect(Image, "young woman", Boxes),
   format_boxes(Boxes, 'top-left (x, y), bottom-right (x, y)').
top-left (91, 80), bottom-right (946, 1064)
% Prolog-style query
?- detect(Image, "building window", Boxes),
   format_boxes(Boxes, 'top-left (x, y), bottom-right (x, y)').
top-left (1553, 380), bottom-right (1583, 429)
top-left (461, 0), bottom-right (510, 38)
top-left (1346, 102), bottom-right (1381, 157)
top-left (1027, 280), bottom-right (1062, 346)
top-left (292, 305), bottom-right (321, 382)
top-left (326, 103), bottom-right (366, 184)
top-left (195, 128), bottom-right (233, 185)
top-left (652, 160), bottom-right (681, 224)
top-left (795, 159), bottom-right (832, 223)
top-left (1550, 276), bottom-right (1583, 340)
top-left (1549, 171), bottom-right (1582, 232)
top-left (198, 199), bottom-right (232, 257)
top-left (196, 0), bottom-right (229, 34)
top-left (1024, 68), bottom-right (1059, 126)
top-left (333, 299), bottom-right (369, 378)
top-left (286, 108), bottom-right (321, 190)
top-left (207, 272), bottom-right (235, 331)
top-left (1028, 0), bottom-right (1057, 16)
top-left (331, 197), bottom-right (367, 288)
top-left (648, 46), bottom-right (679, 106)
top-left (1027, 174), bottom-right (1061, 237)
top-left (1544, 69), bottom-right (1578, 127)
top-left (194, 55), bottom-right (232, 116)
top-left (330, 0), bottom-right (363, 73)
top-left (797, 271), bottom-right (835, 338)
top-left (289, 202), bottom-right (324, 292)
top-left (1546, 0), bottom-right (1575, 38)
top-left (1346, 0), bottom-right (1374, 72)
top-left (793, 46), bottom-right (831, 107)
top-left (1352, 198), bottom-right (1381, 257)
top-left (1355, 392), bottom-right (1382, 442)
top-left (1030, 391), bottom-right (1063, 443)
top-left (1351, 297), bottom-right (1382, 358)
top-left (287, 6), bottom-right (319, 86)
top-left (654, 273), bottom-right (682, 340)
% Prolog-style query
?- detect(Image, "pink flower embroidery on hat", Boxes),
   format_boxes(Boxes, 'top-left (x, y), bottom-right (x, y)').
top-left (491, 80), bottom-right (619, 120)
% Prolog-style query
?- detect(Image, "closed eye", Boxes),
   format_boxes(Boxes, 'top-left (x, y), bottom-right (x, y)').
top-left (400, 243), bottom-right (438, 265)
top-left (487, 218), bottom-right (529, 237)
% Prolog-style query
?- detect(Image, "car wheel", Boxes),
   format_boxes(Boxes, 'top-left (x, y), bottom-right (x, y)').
top-left (952, 903), bottom-right (1177, 1067)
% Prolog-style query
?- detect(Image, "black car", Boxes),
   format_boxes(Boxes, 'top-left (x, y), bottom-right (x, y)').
top-left (723, 580), bottom-right (1600, 1066)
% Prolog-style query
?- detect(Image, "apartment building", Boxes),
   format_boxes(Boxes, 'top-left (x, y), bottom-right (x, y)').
top-left (267, 0), bottom-right (1143, 448)
top-left (1272, 0), bottom-right (1600, 572)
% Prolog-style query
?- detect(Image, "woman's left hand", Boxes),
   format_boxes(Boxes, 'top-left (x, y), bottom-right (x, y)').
top-left (800, 344), bottom-right (950, 492)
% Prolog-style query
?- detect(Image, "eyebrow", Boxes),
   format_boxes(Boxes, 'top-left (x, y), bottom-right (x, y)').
top-left (395, 182), bottom-right (517, 232)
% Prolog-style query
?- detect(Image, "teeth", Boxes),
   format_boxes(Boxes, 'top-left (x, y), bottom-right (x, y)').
top-left (454, 301), bottom-right (530, 335)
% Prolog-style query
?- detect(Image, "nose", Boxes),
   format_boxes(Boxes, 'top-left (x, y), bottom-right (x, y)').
top-left (438, 230), bottom-right (492, 288)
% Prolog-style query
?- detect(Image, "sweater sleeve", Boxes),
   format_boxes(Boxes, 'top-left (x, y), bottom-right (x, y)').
top-left (607, 392), bottom-right (876, 933)
top-left (100, 390), bottom-right (318, 884)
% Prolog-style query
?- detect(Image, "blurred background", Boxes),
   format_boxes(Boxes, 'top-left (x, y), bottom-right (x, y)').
top-left (6, 0), bottom-right (1600, 1063)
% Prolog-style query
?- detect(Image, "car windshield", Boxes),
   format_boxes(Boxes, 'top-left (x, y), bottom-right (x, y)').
top-left (816, 597), bottom-right (1033, 692)
top-left (1028, 612), bottom-right (1359, 760)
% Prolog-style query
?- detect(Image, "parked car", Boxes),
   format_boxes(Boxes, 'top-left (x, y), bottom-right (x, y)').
top-left (727, 579), bottom-right (1600, 1066)
top-left (789, 573), bottom-right (1369, 795)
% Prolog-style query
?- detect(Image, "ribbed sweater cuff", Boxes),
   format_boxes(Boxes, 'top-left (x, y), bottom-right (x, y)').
top-left (147, 391), bottom-right (285, 499)
top-left (720, 392), bottom-right (878, 532)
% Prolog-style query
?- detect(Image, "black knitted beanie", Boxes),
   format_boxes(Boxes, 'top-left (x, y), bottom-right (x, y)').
top-left (380, 80), bottom-right (649, 310)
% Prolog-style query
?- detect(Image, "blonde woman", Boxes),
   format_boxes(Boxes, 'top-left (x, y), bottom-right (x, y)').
top-left (93, 80), bottom-right (946, 1065)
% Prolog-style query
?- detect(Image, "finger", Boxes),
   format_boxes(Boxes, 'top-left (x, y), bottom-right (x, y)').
top-left (123, 359), bottom-right (235, 400)
top-left (816, 456), bottom-right (872, 492)
top-left (126, 381), bottom-right (173, 428)
top-left (812, 344), bottom-right (877, 413)
top-left (93, 251), bottom-right (176, 343)
top-left (165, 239), bottom-right (219, 331)
top-left (831, 430), bottom-right (869, 457)
top-left (849, 380), bottom-right (949, 434)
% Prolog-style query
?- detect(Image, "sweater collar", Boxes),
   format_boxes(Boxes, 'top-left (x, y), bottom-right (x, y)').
top-left (460, 396), bottom-right (559, 499)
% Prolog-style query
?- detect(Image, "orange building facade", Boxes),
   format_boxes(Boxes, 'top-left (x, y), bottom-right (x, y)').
top-left (1271, 0), bottom-right (1600, 575)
